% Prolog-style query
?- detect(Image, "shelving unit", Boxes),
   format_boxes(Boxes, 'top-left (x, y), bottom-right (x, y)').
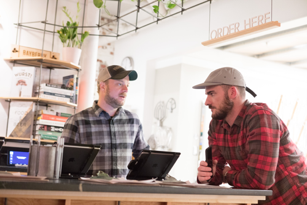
top-left (4, 61), bottom-right (79, 137)
top-left (4, 57), bottom-right (80, 137)
top-left (3, 0), bottom-right (85, 138)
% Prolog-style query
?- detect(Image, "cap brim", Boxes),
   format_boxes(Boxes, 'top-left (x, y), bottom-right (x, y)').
top-left (111, 70), bottom-right (138, 81)
top-left (192, 82), bottom-right (222, 89)
top-left (192, 82), bottom-right (257, 98)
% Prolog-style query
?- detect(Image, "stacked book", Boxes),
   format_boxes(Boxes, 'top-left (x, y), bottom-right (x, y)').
top-left (35, 110), bottom-right (71, 141)
top-left (62, 74), bottom-right (78, 104)
top-left (36, 83), bottom-right (74, 103)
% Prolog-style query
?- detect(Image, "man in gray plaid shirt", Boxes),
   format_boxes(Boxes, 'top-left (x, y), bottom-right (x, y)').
top-left (62, 65), bottom-right (149, 178)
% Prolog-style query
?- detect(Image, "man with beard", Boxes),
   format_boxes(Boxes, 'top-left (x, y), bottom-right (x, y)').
top-left (194, 67), bottom-right (307, 204)
top-left (62, 65), bottom-right (149, 178)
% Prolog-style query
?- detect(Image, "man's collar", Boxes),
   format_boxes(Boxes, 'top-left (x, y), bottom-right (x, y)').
top-left (92, 100), bottom-right (124, 118)
top-left (232, 100), bottom-right (250, 127)
top-left (222, 100), bottom-right (250, 128)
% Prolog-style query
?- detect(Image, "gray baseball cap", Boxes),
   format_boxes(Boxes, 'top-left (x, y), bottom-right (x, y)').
top-left (98, 65), bottom-right (138, 82)
top-left (192, 67), bottom-right (256, 97)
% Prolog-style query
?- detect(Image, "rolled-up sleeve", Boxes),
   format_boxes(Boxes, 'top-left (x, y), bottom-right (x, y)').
top-left (132, 124), bottom-right (149, 159)
top-left (208, 120), bottom-right (226, 185)
top-left (227, 109), bottom-right (280, 189)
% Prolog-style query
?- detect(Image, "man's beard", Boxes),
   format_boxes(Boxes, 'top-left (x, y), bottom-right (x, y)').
top-left (210, 94), bottom-right (233, 120)
top-left (104, 86), bottom-right (126, 109)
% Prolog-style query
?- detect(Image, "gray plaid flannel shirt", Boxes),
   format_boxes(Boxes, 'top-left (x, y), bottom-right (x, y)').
top-left (61, 101), bottom-right (149, 178)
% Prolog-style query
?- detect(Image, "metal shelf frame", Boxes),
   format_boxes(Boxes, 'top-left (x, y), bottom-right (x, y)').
top-left (9, 0), bottom-right (211, 137)
top-left (14, 0), bottom-right (211, 39)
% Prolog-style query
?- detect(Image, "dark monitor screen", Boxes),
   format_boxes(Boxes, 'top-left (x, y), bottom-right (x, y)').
top-left (61, 143), bottom-right (101, 178)
top-left (126, 150), bottom-right (180, 180)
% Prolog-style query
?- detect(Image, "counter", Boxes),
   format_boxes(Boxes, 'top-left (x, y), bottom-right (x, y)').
top-left (0, 178), bottom-right (272, 205)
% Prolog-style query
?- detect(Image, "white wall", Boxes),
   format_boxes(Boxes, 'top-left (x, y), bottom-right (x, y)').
top-left (113, 0), bottom-right (307, 139)
top-left (113, 0), bottom-right (307, 181)
top-left (113, 4), bottom-right (210, 138)
top-left (151, 63), bottom-right (213, 182)
top-left (152, 64), bottom-right (181, 151)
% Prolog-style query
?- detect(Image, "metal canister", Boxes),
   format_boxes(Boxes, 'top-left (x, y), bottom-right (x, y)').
top-left (28, 144), bottom-right (56, 179)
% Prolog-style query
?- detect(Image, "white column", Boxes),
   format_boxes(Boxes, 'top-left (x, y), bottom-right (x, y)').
top-left (78, 2), bottom-right (99, 112)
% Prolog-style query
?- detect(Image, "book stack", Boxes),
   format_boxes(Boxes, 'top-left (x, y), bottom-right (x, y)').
top-left (36, 83), bottom-right (74, 103)
top-left (35, 110), bottom-right (71, 141)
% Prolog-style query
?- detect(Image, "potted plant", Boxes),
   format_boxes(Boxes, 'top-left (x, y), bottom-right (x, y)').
top-left (57, 2), bottom-right (89, 65)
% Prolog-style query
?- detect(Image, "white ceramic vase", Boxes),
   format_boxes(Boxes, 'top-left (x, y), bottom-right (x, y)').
top-left (62, 47), bottom-right (82, 65)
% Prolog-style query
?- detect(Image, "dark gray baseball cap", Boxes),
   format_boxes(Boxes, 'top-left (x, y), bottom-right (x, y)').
top-left (192, 67), bottom-right (256, 97)
top-left (98, 65), bottom-right (137, 82)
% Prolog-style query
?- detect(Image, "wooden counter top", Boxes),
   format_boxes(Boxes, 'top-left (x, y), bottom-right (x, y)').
top-left (0, 178), bottom-right (272, 205)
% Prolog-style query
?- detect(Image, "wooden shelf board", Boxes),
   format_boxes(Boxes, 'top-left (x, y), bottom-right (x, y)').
top-left (4, 137), bottom-right (56, 143)
top-left (4, 57), bottom-right (80, 70)
top-left (0, 97), bottom-right (77, 108)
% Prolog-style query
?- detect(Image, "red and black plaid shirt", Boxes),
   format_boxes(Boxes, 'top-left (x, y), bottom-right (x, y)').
top-left (208, 100), bottom-right (307, 205)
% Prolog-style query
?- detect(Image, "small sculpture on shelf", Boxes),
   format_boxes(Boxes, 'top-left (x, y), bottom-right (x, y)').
top-left (148, 98), bottom-right (176, 151)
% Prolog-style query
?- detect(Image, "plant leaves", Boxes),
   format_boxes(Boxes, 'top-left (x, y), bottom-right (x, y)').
top-left (81, 31), bottom-right (89, 43)
top-left (58, 1), bottom-right (88, 48)
top-left (152, 5), bottom-right (159, 14)
top-left (62, 6), bottom-right (73, 23)
top-left (167, 3), bottom-right (176, 9)
top-left (103, 5), bottom-right (111, 16)
top-left (91, 171), bottom-right (113, 180)
top-left (76, 1), bottom-right (81, 21)
top-left (93, 0), bottom-right (103, 8)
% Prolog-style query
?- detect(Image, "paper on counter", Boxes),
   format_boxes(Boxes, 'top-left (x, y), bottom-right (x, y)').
top-left (179, 181), bottom-right (230, 188)
top-left (0, 172), bottom-right (47, 181)
top-left (80, 177), bottom-right (230, 189)
top-left (80, 177), bottom-right (160, 185)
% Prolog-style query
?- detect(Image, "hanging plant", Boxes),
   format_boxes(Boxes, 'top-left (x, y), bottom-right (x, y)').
top-left (153, 0), bottom-right (177, 17)
top-left (93, 0), bottom-right (178, 17)
top-left (93, 0), bottom-right (111, 16)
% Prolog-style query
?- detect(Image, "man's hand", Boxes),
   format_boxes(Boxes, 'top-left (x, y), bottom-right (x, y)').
top-left (222, 165), bottom-right (231, 183)
top-left (223, 166), bottom-right (231, 176)
top-left (197, 160), bottom-right (218, 183)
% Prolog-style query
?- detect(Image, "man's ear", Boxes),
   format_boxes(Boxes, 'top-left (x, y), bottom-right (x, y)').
top-left (100, 81), bottom-right (106, 92)
top-left (229, 86), bottom-right (238, 99)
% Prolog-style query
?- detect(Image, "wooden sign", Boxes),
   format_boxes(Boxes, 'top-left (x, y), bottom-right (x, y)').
top-left (9, 102), bottom-right (34, 138)
top-left (209, 12), bottom-right (272, 40)
top-left (10, 45), bottom-right (60, 60)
